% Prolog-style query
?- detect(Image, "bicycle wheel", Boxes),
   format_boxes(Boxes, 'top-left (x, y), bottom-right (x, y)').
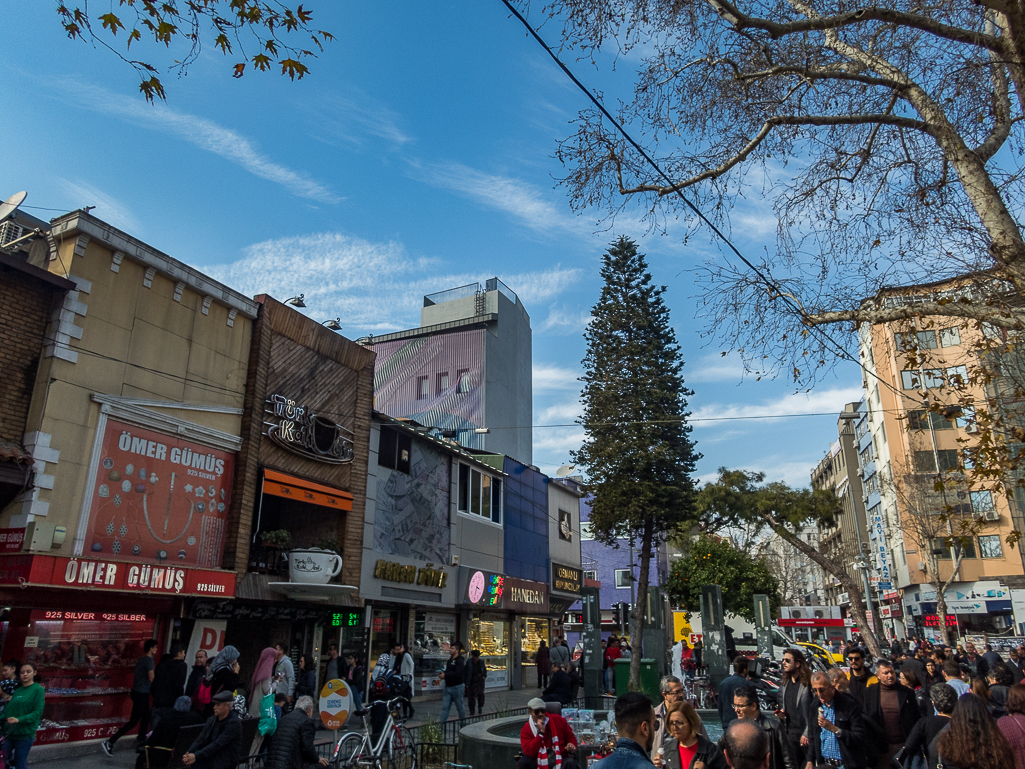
top-left (333, 732), bottom-right (365, 769)
top-left (387, 726), bottom-right (416, 769)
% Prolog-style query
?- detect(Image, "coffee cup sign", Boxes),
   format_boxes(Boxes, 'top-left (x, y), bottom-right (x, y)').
top-left (288, 548), bottom-right (342, 584)
top-left (319, 679), bottom-right (352, 730)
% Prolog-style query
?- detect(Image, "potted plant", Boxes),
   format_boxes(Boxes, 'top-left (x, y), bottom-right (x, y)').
top-left (256, 529), bottom-right (292, 574)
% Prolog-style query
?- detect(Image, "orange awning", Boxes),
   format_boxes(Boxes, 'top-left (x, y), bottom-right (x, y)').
top-left (262, 469), bottom-right (354, 512)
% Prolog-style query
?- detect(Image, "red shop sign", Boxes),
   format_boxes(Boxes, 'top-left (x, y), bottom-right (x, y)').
top-left (0, 528), bottom-right (25, 553)
top-left (777, 618), bottom-right (847, 627)
top-left (0, 555), bottom-right (235, 598)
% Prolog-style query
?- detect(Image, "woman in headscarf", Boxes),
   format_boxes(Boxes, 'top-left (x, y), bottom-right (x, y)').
top-left (203, 645), bottom-right (240, 718)
top-left (247, 647), bottom-right (278, 755)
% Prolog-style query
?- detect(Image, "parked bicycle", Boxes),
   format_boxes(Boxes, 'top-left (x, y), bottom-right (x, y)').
top-left (687, 677), bottom-right (718, 710)
top-left (333, 697), bottom-right (416, 769)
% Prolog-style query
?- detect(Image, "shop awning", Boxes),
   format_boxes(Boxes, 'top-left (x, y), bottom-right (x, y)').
top-left (262, 469), bottom-right (354, 512)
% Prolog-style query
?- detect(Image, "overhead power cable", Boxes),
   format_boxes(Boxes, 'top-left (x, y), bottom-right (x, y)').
top-left (497, 0), bottom-right (921, 408)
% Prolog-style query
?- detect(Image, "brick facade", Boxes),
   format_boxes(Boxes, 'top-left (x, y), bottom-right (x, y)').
top-left (0, 256), bottom-right (72, 445)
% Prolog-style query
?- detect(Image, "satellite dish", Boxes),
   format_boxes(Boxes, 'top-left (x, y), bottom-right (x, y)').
top-left (0, 192), bottom-right (27, 225)
top-left (556, 464), bottom-right (577, 477)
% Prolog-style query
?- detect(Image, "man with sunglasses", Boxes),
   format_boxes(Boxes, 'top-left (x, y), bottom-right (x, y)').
top-left (725, 685), bottom-right (795, 769)
top-left (519, 697), bottom-right (579, 769)
top-left (844, 650), bottom-right (877, 709)
top-left (774, 649), bottom-right (812, 768)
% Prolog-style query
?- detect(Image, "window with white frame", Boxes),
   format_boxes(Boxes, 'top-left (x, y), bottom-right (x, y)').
top-left (979, 535), bottom-right (1003, 558)
top-left (970, 490), bottom-right (995, 511)
top-left (583, 570), bottom-right (598, 581)
top-left (939, 327), bottom-right (961, 347)
top-left (580, 522), bottom-right (594, 540)
top-left (614, 569), bottom-right (632, 588)
top-left (457, 463), bottom-right (502, 523)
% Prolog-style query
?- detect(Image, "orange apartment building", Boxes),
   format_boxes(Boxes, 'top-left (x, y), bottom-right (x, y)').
top-left (857, 278), bottom-right (1025, 640)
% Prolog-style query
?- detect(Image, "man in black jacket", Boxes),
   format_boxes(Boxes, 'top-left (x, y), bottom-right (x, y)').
top-left (440, 642), bottom-right (467, 722)
top-left (805, 671), bottom-right (869, 769)
top-left (182, 691), bottom-right (243, 769)
top-left (725, 685), bottom-right (795, 769)
top-left (265, 695), bottom-right (329, 769)
top-left (186, 650), bottom-right (209, 698)
top-left (152, 645), bottom-right (189, 709)
top-left (862, 660), bottom-right (921, 768)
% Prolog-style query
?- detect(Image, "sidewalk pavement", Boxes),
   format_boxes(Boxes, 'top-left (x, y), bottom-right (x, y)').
top-left (33, 687), bottom-right (549, 767)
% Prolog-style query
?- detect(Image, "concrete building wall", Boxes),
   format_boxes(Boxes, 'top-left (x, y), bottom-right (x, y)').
top-left (483, 290), bottom-right (532, 464)
top-left (547, 478), bottom-right (582, 572)
top-left (5, 213), bottom-right (256, 553)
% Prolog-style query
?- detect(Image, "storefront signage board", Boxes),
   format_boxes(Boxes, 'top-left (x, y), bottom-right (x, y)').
top-left (423, 613), bottom-right (456, 635)
top-left (461, 567), bottom-right (505, 608)
top-left (191, 600), bottom-right (325, 622)
top-left (0, 554), bottom-right (236, 597)
top-left (319, 679), bottom-right (353, 730)
top-left (505, 577), bottom-right (550, 614)
top-left (0, 528), bottom-right (25, 553)
top-left (551, 562), bottom-right (581, 594)
top-left (186, 619), bottom-right (227, 663)
top-left (374, 559), bottom-right (448, 588)
top-left (265, 395), bottom-right (355, 465)
top-left (82, 419), bottom-right (234, 567)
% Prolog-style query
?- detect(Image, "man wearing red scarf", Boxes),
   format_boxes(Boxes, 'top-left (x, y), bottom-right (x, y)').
top-left (519, 698), bottom-right (580, 769)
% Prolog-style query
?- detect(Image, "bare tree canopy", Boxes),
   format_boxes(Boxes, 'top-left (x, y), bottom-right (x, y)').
top-left (56, 1), bottom-right (333, 101)
top-left (524, 0), bottom-right (1025, 383)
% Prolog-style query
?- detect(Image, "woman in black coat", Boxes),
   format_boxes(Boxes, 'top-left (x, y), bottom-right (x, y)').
top-left (296, 654), bottom-right (317, 699)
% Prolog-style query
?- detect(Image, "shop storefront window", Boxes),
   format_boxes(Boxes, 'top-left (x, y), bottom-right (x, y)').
top-left (520, 618), bottom-right (550, 688)
top-left (369, 608), bottom-right (400, 679)
top-left (413, 612), bottom-right (457, 693)
top-left (470, 616), bottom-right (509, 690)
top-left (1, 608), bottom-right (155, 745)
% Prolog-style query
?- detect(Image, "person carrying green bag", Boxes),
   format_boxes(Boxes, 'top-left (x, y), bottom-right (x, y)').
top-left (248, 647), bottom-right (279, 756)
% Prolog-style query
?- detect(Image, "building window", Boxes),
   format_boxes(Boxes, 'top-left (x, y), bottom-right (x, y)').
top-left (946, 365), bottom-right (968, 387)
top-left (614, 569), bottom-right (632, 588)
top-left (979, 535), bottom-right (1004, 558)
top-left (416, 375), bottom-right (429, 399)
top-left (583, 570), bottom-right (598, 581)
top-left (896, 330), bottom-right (938, 350)
top-left (970, 490), bottom-right (994, 511)
top-left (913, 450), bottom-right (959, 473)
top-left (379, 427), bottom-right (412, 474)
top-left (863, 474), bottom-right (879, 496)
top-left (437, 371), bottom-right (449, 394)
top-left (907, 410), bottom-right (953, 431)
top-left (580, 522), bottom-right (594, 540)
top-left (457, 463), bottom-right (502, 523)
top-left (939, 327), bottom-right (961, 347)
top-left (457, 369), bottom-right (471, 394)
top-left (931, 537), bottom-right (976, 559)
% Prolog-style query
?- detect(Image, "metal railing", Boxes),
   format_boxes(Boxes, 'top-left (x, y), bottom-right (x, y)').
top-left (424, 283), bottom-right (481, 307)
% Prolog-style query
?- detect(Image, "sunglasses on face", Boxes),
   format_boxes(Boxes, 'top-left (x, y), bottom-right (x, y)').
top-left (847, 656), bottom-right (862, 662)
top-left (531, 709), bottom-right (546, 716)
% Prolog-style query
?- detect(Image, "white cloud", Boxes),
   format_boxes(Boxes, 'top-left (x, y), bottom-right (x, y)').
top-left (410, 160), bottom-right (590, 235)
top-left (687, 352), bottom-right (749, 383)
top-left (692, 386), bottom-right (865, 426)
top-left (58, 179), bottom-right (139, 233)
top-left (694, 456), bottom-right (819, 489)
top-left (202, 231), bottom-right (583, 334)
top-left (63, 81), bottom-right (339, 204)
top-left (539, 306), bottom-right (592, 335)
top-left (539, 400), bottom-right (583, 424)
top-left (533, 364), bottom-right (581, 392)
top-left (310, 91), bottom-right (412, 149)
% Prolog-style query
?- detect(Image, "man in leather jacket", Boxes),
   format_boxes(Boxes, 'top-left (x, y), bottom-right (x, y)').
top-left (805, 672), bottom-right (869, 769)
top-left (724, 686), bottom-right (795, 769)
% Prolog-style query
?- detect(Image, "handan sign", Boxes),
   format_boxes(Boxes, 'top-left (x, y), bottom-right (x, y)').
top-left (265, 395), bottom-right (354, 464)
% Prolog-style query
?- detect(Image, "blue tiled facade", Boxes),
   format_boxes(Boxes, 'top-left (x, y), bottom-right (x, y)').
top-left (502, 456), bottom-right (550, 584)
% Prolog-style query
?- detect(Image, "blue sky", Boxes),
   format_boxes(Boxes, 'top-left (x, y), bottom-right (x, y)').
top-left (2, 3), bottom-right (863, 486)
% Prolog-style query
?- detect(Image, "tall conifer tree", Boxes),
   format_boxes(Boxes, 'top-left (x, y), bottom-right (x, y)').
top-left (574, 237), bottom-right (700, 690)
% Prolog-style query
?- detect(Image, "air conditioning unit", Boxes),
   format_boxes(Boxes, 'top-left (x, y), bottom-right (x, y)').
top-left (984, 510), bottom-right (1000, 521)
top-left (965, 424), bottom-right (979, 434)
top-left (917, 561), bottom-right (927, 571)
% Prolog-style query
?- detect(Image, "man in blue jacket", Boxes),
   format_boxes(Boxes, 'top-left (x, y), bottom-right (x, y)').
top-left (595, 693), bottom-right (656, 769)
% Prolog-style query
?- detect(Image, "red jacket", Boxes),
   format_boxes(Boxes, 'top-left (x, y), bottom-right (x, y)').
top-left (520, 713), bottom-right (578, 759)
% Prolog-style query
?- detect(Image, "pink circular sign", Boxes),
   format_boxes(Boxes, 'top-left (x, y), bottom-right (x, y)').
top-left (468, 570), bottom-right (485, 603)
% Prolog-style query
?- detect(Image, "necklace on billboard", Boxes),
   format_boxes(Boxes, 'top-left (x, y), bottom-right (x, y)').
top-left (143, 472), bottom-right (194, 544)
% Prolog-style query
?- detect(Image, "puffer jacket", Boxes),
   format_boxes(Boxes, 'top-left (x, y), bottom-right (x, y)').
top-left (264, 708), bottom-right (321, 769)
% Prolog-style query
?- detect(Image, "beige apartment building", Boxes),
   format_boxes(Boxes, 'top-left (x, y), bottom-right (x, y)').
top-left (857, 277), bottom-right (1025, 639)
